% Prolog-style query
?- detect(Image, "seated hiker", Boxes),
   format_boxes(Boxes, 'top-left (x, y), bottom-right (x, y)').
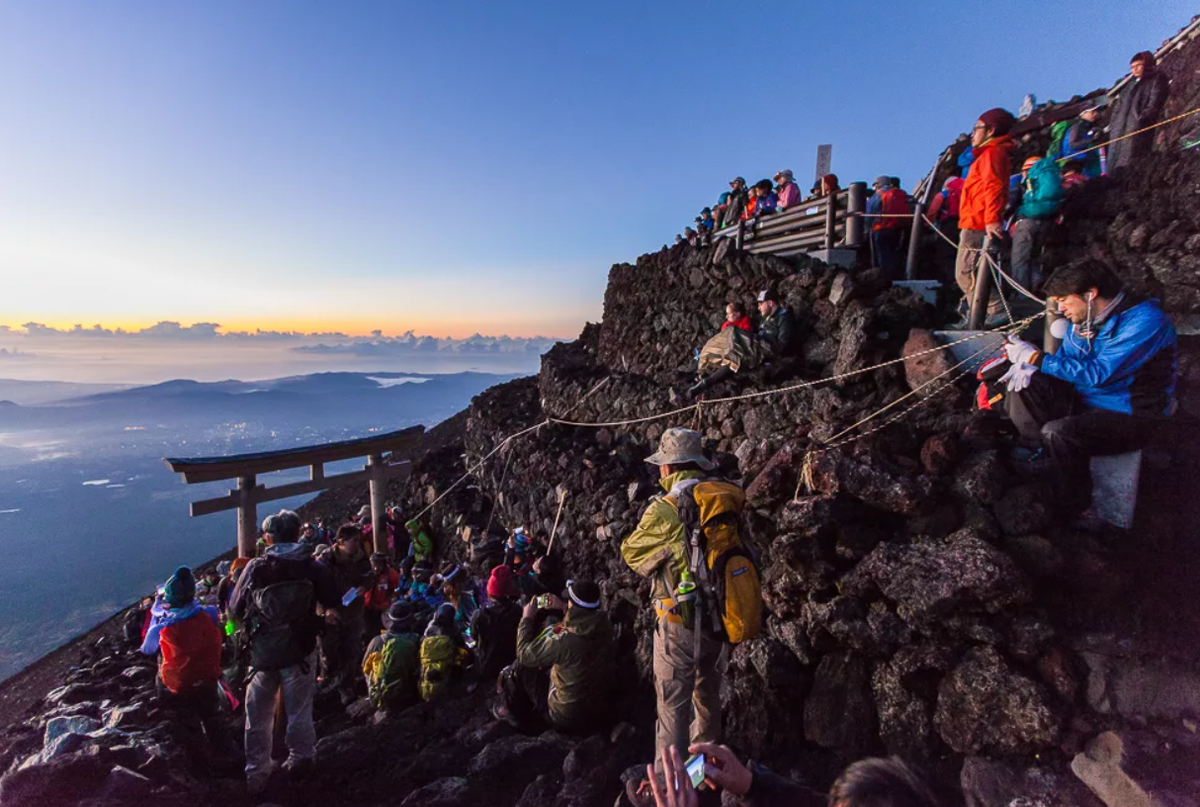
top-left (364, 552), bottom-right (400, 638)
top-left (395, 555), bottom-right (415, 598)
top-left (469, 565), bottom-right (523, 682)
top-left (722, 301), bottom-right (752, 333)
top-left (773, 169), bottom-right (801, 211)
top-left (690, 289), bottom-right (798, 397)
top-left (721, 177), bottom-right (749, 227)
top-left (419, 602), bottom-right (469, 701)
top-left (406, 560), bottom-right (434, 602)
top-left (362, 600), bottom-right (422, 711)
top-left (440, 563), bottom-right (478, 631)
top-left (496, 579), bottom-right (615, 734)
top-left (740, 179), bottom-right (777, 221)
top-left (998, 260), bottom-right (1177, 527)
top-left (645, 743), bottom-right (940, 807)
top-left (141, 566), bottom-right (228, 753)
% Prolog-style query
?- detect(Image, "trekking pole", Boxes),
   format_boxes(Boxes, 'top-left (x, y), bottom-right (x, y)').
top-left (546, 489), bottom-right (569, 556)
top-left (967, 236), bottom-right (994, 330)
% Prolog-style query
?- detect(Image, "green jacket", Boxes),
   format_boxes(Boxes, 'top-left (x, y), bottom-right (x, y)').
top-left (516, 606), bottom-right (615, 730)
top-left (620, 471), bottom-right (704, 606)
top-left (406, 519), bottom-right (434, 562)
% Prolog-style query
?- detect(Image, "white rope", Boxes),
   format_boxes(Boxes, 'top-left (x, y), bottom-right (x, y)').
top-left (921, 214), bottom-right (1045, 305)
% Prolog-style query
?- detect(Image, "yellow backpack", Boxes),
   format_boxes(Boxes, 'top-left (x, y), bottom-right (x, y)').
top-left (677, 480), bottom-right (762, 644)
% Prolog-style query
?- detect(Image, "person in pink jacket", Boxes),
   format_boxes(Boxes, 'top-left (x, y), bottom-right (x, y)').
top-left (773, 169), bottom-right (801, 210)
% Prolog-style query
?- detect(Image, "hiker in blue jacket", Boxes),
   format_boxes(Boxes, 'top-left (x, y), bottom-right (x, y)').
top-left (998, 260), bottom-right (1177, 524)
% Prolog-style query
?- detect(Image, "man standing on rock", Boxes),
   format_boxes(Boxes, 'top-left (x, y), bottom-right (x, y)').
top-left (621, 428), bottom-right (729, 805)
top-left (952, 107), bottom-right (1016, 329)
top-left (230, 510), bottom-right (341, 795)
top-left (1108, 51), bottom-right (1171, 171)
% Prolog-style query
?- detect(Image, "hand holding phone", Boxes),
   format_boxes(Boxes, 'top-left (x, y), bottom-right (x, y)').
top-left (684, 753), bottom-right (707, 790)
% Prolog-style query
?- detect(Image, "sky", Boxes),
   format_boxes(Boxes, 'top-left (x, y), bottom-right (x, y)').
top-left (0, 0), bottom-right (1194, 371)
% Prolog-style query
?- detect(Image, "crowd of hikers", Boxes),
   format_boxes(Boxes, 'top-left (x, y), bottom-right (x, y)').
top-left (678, 50), bottom-right (1174, 304)
top-left (131, 48), bottom-right (1181, 805)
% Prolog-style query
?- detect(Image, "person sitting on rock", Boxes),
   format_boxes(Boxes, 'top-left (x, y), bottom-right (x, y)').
top-left (999, 260), bottom-right (1176, 529)
top-left (418, 602), bottom-right (470, 700)
top-left (316, 523), bottom-right (373, 704)
top-left (721, 301), bottom-right (753, 334)
top-left (645, 743), bottom-right (940, 807)
top-left (439, 563), bottom-right (478, 632)
top-left (363, 552), bottom-right (400, 639)
top-left (230, 511), bottom-right (341, 794)
top-left (141, 565), bottom-right (228, 755)
top-left (469, 565), bottom-right (523, 682)
top-left (689, 289), bottom-right (798, 397)
top-left (362, 600), bottom-right (422, 711)
top-left (496, 579), bottom-right (615, 734)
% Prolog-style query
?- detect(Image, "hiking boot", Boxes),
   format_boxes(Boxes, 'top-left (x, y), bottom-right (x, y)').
top-left (283, 756), bottom-right (314, 783)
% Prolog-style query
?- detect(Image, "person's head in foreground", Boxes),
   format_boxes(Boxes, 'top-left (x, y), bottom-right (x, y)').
top-left (1043, 259), bottom-right (1123, 325)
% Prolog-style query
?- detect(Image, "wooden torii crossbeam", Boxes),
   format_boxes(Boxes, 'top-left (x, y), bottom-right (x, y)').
top-left (164, 426), bottom-right (424, 557)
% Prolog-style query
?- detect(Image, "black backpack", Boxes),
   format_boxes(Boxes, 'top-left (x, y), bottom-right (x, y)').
top-left (245, 578), bottom-right (317, 672)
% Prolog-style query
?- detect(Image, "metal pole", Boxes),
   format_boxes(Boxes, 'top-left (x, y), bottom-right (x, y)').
top-left (823, 193), bottom-right (837, 250)
top-left (905, 201), bottom-right (924, 280)
top-left (846, 182), bottom-right (866, 248)
top-left (368, 453), bottom-right (387, 559)
top-left (1043, 297), bottom-right (1063, 355)
top-left (237, 475), bottom-right (257, 558)
top-left (967, 237), bottom-right (994, 330)
top-left (905, 171), bottom-right (939, 281)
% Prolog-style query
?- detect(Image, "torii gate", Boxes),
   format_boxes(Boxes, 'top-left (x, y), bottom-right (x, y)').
top-left (164, 426), bottom-right (424, 557)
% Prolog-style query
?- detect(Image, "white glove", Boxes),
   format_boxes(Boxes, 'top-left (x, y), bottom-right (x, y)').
top-left (999, 362), bottom-right (1037, 392)
top-left (1004, 335), bottom-right (1039, 366)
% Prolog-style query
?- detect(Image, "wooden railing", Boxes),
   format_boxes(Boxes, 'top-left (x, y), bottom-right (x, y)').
top-left (164, 426), bottom-right (424, 557)
top-left (712, 182), bottom-right (867, 256)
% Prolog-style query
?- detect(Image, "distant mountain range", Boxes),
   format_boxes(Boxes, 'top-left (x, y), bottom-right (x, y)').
top-left (0, 371), bottom-right (516, 465)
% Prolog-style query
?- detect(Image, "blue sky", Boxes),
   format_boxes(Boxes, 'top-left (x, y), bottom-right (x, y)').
top-left (0, 0), bottom-right (1192, 340)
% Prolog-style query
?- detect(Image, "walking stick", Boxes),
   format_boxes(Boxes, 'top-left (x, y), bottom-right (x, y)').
top-left (547, 489), bottom-right (569, 556)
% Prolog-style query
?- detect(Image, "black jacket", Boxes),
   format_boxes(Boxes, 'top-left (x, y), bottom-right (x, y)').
top-left (1108, 70), bottom-right (1170, 168)
top-left (758, 307), bottom-right (797, 359)
top-left (469, 598), bottom-right (522, 680)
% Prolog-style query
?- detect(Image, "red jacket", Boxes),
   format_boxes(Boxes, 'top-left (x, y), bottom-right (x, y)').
top-left (959, 136), bottom-right (1014, 231)
top-left (364, 568), bottom-right (400, 611)
top-left (721, 316), bottom-right (753, 333)
top-left (159, 612), bottom-right (222, 694)
top-left (873, 188), bottom-right (911, 231)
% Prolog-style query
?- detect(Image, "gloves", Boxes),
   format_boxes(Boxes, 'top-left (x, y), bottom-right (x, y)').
top-left (1004, 335), bottom-right (1040, 366)
top-left (999, 362), bottom-right (1037, 392)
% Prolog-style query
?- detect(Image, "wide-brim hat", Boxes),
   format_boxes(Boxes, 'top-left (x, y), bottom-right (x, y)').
top-left (645, 427), bottom-right (714, 470)
top-left (383, 600), bottom-right (414, 631)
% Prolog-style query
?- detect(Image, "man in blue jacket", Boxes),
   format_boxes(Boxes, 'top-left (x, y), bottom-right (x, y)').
top-left (999, 260), bottom-right (1176, 521)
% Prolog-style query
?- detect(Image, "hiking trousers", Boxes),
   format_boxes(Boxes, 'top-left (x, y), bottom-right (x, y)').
top-left (956, 229), bottom-right (1004, 318)
top-left (1008, 374), bottom-right (1159, 515)
top-left (653, 616), bottom-right (727, 771)
top-left (244, 651), bottom-right (317, 786)
top-left (1010, 217), bottom-right (1051, 293)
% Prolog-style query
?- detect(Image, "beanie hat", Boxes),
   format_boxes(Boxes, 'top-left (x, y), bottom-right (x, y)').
top-left (487, 564), bottom-right (518, 599)
top-left (564, 579), bottom-right (601, 609)
top-left (164, 566), bottom-right (196, 608)
top-left (977, 108), bottom-right (1015, 137)
top-left (513, 531), bottom-right (531, 552)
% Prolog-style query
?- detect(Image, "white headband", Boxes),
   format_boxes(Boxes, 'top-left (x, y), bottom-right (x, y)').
top-left (566, 580), bottom-right (600, 609)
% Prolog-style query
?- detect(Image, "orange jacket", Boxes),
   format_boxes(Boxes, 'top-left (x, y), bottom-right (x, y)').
top-left (958, 135), bottom-right (1014, 231)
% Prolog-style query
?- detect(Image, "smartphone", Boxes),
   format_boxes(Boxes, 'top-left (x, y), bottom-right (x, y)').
top-left (684, 753), bottom-right (706, 790)
top-left (536, 594), bottom-right (552, 610)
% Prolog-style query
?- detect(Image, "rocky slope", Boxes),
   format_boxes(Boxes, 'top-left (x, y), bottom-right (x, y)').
top-left (4, 18), bottom-right (1200, 807)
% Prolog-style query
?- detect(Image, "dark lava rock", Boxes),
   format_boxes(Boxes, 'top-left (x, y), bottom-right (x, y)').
top-left (992, 484), bottom-right (1052, 537)
top-left (803, 650), bottom-right (877, 755)
top-left (920, 432), bottom-right (961, 475)
top-left (0, 752), bottom-right (112, 807)
top-left (903, 329), bottom-right (957, 396)
top-left (400, 776), bottom-right (470, 807)
top-left (871, 642), bottom-right (957, 760)
top-left (934, 646), bottom-right (1063, 756)
top-left (848, 530), bottom-right (1032, 628)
